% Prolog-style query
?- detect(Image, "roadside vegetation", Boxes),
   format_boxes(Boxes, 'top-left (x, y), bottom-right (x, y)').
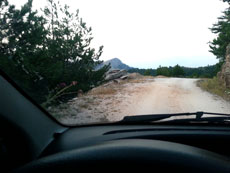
top-left (197, 78), bottom-right (230, 101)
top-left (129, 64), bottom-right (218, 78)
top-left (156, 65), bottom-right (185, 77)
top-left (0, 0), bottom-right (109, 106)
top-left (198, 0), bottom-right (230, 101)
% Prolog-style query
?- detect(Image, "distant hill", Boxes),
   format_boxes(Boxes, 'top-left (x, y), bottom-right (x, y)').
top-left (96, 58), bottom-right (132, 70)
top-left (96, 58), bottom-right (218, 78)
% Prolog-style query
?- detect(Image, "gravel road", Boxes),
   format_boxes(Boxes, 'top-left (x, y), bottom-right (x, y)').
top-left (53, 77), bottom-right (230, 125)
top-left (124, 78), bottom-right (230, 116)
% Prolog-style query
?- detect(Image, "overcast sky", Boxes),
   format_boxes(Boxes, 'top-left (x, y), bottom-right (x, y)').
top-left (11, 0), bottom-right (228, 68)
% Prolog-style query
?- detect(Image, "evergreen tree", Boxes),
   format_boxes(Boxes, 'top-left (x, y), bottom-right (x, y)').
top-left (172, 64), bottom-right (185, 77)
top-left (156, 66), bottom-right (171, 77)
top-left (209, 0), bottom-right (230, 63)
top-left (0, 0), bottom-right (109, 104)
top-left (0, 0), bottom-right (48, 102)
top-left (41, 0), bottom-right (109, 92)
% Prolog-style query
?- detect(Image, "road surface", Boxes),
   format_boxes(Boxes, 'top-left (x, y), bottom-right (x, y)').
top-left (54, 77), bottom-right (230, 125)
top-left (106, 77), bottom-right (230, 122)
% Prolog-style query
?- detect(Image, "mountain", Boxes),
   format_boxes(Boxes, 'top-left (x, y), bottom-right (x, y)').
top-left (96, 58), bottom-right (132, 70)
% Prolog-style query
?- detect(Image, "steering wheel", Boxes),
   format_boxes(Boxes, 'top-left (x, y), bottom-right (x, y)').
top-left (16, 139), bottom-right (230, 172)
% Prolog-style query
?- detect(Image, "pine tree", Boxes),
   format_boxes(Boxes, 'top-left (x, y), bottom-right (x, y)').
top-left (0, 0), bottom-right (109, 104)
top-left (0, 0), bottom-right (48, 102)
top-left (209, 0), bottom-right (230, 63)
top-left (42, 0), bottom-right (109, 92)
top-left (172, 64), bottom-right (185, 77)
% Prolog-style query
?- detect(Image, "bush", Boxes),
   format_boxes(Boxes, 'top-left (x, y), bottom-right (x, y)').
top-left (0, 0), bottom-right (109, 105)
top-left (197, 77), bottom-right (230, 101)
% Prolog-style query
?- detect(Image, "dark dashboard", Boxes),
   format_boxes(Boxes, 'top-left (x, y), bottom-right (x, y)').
top-left (41, 124), bottom-right (230, 158)
top-left (1, 70), bottom-right (230, 172)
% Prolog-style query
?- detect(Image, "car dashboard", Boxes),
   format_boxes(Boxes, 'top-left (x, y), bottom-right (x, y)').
top-left (41, 124), bottom-right (230, 158)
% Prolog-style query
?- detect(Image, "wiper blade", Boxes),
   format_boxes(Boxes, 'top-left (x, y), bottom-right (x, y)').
top-left (158, 116), bottom-right (230, 124)
top-left (120, 112), bottom-right (230, 123)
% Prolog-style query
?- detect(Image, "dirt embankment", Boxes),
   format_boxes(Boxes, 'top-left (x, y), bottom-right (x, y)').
top-left (49, 76), bottom-right (230, 125)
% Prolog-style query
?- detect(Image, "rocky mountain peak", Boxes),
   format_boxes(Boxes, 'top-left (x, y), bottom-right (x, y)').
top-left (96, 58), bottom-right (132, 71)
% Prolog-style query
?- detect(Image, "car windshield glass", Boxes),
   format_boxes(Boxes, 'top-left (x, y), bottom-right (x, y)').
top-left (1, 0), bottom-right (230, 126)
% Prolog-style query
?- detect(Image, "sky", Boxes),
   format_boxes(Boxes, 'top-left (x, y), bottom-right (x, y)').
top-left (10, 0), bottom-right (228, 68)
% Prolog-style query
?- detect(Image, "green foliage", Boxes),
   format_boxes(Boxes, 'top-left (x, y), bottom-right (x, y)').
top-left (0, 0), bottom-right (48, 102)
top-left (0, 0), bottom-right (109, 105)
top-left (128, 68), bottom-right (156, 76)
top-left (128, 64), bottom-right (216, 79)
top-left (209, 0), bottom-right (230, 62)
top-left (144, 69), bottom-right (151, 76)
top-left (155, 64), bottom-right (216, 78)
top-left (198, 77), bottom-right (230, 101)
top-left (156, 65), bottom-right (185, 77)
top-left (156, 66), bottom-right (172, 77)
top-left (182, 65), bottom-right (218, 78)
top-left (172, 64), bottom-right (185, 77)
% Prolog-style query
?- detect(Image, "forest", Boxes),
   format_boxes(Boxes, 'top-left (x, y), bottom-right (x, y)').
top-left (128, 64), bottom-right (218, 78)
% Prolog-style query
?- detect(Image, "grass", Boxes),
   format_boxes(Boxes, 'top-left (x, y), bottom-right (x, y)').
top-left (197, 77), bottom-right (230, 101)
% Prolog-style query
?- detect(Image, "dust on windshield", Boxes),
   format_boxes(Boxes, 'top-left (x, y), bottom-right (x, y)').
top-left (1, 0), bottom-right (230, 125)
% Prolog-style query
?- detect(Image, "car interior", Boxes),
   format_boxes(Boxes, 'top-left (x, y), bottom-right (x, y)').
top-left (2, 0), bottom-right (230, 172)
top-left (1, 71), bottom-right (230, 172)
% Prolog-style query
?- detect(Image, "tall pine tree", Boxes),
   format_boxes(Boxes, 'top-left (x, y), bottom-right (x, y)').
top-left (209, 0), bottom-right (230, 64)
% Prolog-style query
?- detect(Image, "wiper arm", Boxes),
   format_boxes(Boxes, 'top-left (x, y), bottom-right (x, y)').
top-left (159, 116), bottom-right (230, 124)
top-left (120, 112), bottom-right (230, 123)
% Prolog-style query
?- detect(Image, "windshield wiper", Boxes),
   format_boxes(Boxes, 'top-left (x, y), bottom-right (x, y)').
top-left (119, 112), bottom-right (230, 124)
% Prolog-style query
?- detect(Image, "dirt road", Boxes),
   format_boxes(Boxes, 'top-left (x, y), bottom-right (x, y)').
top-left (123, 78), bottom-right (230, 115)
top-left (52, 77), bottom-right (230, 125)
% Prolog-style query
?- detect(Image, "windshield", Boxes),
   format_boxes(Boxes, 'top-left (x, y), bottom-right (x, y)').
top-left (1, 0), bottom-right (230, 125)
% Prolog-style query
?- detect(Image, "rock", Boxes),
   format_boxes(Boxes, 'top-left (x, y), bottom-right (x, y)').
top-left (105, 69), bottom-right (128, 81)
top-left (120, 75), bottom-right (129, 80)
top-left (113, 79), bottom-right (120, 83)
top-left (95, 58), bottom-right (132, 70)
top-left (218, 44), bottom-right (230, 88)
